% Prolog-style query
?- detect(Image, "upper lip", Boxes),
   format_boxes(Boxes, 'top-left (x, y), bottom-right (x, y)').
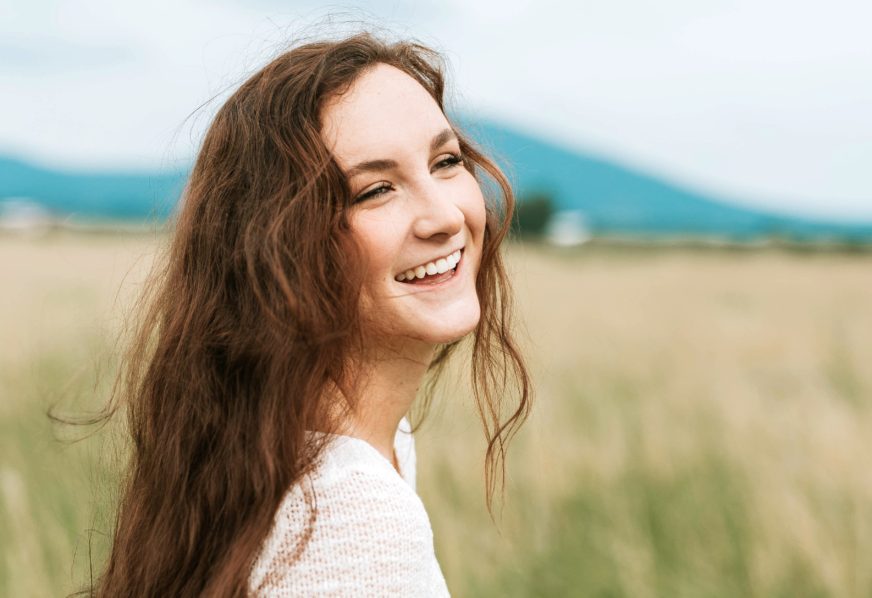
top-left (397, 247), bottom-right (464, 275)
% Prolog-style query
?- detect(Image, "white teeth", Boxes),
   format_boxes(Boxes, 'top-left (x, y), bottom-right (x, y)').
top-left (394, 248), bottom-right (464, 282)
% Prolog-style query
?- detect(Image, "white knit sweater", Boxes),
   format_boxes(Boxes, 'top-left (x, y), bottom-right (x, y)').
top-left (248, 417), bottom-right (451, 596)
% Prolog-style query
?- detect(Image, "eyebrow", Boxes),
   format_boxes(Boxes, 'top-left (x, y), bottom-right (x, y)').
top-left (343, 127), bottom-right (459, 180)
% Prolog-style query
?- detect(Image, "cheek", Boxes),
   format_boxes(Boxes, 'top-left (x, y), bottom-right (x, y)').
top-left (350, 216), bottom-right (403, 274)
top-left (462, 180), bottom-right (487, 239)
top-left (473, 193), bottom-right (487, 232)
top-left (460, 182), bottom-right (488, 279)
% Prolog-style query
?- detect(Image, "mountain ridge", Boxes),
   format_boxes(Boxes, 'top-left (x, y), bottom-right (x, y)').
top-left (459, 117), bottom-right (872, 241)
top-left (2, 118), bottom-right (871, 241)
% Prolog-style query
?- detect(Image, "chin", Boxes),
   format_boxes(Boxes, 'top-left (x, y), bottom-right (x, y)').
top-left (422, 328), bottom-right (476, 345)
top-left (363, 286), bottom-right (483, 347)
top-left (416, 305), bottom-right (481, 345)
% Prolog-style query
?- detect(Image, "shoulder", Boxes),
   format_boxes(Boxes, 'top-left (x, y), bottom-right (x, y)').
top-left (248, 439), bottom-right (440, 596)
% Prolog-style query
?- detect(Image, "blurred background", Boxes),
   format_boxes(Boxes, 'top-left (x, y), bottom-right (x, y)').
top-left (2, 0), bottom-right (871, 596)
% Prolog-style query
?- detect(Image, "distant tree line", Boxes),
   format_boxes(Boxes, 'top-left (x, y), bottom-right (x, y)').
top-left (510, 191), bottom-right (556, 239)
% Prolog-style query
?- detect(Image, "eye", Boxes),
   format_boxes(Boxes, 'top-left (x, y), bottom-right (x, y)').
top-left (352, 153), bottom-right (464, 204)
top-left (434, 153), bottom-right (464, 170)
top-left (354, 183), bottom-right (393, 204)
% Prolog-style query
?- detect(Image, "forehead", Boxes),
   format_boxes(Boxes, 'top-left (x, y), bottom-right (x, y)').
top-left (320, 63), bottom-right (450, 169)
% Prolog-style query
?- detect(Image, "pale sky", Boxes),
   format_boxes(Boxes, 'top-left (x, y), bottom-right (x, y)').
top-left (1, 0), bottom-right (870, 221)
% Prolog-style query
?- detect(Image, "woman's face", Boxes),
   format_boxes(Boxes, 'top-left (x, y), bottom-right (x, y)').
top-left (321, 63), bottom-right (487, 347)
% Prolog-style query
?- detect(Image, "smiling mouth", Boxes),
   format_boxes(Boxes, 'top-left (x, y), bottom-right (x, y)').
top-left (395, 248), bottom-right (463, 285)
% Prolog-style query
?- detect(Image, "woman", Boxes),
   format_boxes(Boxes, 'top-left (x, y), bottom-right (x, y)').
top-left (95, 30), bottom-right (531, 596)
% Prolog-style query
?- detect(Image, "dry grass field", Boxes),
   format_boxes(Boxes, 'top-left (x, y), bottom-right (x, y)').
top-left (1, 232), bottom-right (871, 596)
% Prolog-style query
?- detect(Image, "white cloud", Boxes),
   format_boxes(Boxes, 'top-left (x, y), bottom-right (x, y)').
top-left (1, 0), bottom-right (870, 219)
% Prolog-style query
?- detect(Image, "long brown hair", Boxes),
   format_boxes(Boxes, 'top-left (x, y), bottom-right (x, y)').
top-left (94, 29), bottom-right (531, 596)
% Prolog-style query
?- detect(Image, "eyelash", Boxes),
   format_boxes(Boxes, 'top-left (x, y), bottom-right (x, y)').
top-left (353, 153), bottom-right (465, 203)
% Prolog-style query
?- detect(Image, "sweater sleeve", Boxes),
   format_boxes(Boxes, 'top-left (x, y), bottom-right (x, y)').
top-left (249, 467), bottom-right (446, 597)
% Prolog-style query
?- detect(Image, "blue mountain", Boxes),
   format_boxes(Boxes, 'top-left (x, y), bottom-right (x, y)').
top-left (2, 118), bottom-right (871, 242)
top-left (459, 118), bottom-right (872, 242)
top-left (0, 156), bottom-right (185, 221)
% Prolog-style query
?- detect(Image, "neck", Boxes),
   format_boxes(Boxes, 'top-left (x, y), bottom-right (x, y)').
top-left (339, 338), bottom-right (435, 464)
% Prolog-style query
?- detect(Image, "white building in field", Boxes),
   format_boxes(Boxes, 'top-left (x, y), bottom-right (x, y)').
top-left (545, 209), bottom-right (591, 246)
top-left (0, 198), bottom-right (55, 235)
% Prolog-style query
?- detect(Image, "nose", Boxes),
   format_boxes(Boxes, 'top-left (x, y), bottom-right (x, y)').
top-left (411, 179), bottom-right (465, 240)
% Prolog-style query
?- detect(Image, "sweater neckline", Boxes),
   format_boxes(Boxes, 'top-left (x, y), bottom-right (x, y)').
top-left (331, 434), bottom-right (402, 478)
top-left (307, 417), bottom-right (410, 484)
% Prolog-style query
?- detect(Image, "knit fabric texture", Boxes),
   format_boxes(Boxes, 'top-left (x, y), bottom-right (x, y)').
top-left (248, 417), bottom-right (451, 597)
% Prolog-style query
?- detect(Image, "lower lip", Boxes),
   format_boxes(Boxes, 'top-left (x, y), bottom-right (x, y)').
top-left (399, 252), bottom-right (463, 289)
